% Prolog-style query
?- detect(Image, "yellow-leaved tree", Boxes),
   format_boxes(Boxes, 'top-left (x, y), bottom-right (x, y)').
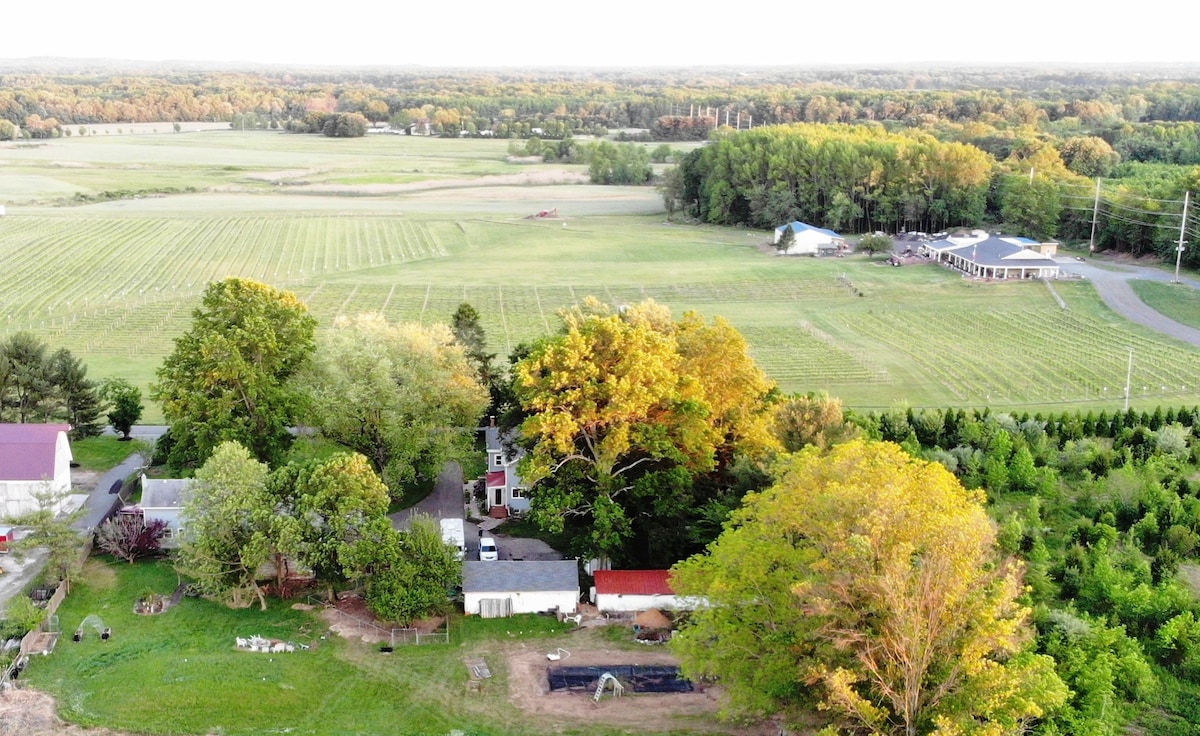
top-left (516, 299), bottom-right (778, 562)
top-left (671, 440), bottom-right (1066, 735)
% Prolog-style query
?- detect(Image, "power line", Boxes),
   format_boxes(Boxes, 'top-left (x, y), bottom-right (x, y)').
top-left (1102, 199), bottom-right (1187, 217)
top-left (1100, 209), bottom-right (1181, 230)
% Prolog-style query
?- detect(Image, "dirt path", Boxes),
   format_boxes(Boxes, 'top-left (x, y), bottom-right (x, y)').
top-left (0, 688), bottom-right (130, 736)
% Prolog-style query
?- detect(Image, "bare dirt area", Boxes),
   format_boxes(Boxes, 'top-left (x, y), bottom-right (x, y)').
top-left (504, 636), bottom-right (775, 735)
top-left (0, 688), bottom-right (129, 736)
top-left (317, 594), bottom-right (445, 645)
top-left (71, 469), bottom-right (101, 493)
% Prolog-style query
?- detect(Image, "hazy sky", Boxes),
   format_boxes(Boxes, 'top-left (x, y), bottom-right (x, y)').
top-left (5, 1), bottom-right (1194, 68)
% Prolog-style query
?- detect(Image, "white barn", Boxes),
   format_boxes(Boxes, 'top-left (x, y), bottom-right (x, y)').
top-left (463, 560), bottom-right (579, 617)
top-left (592, 569), bottom-right (703, 613)
top-left (0, 424), bottom-right (72, 518)
top-left (773, 221), bottom-right (845, 256)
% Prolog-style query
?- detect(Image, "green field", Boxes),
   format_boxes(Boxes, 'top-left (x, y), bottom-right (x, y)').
top-left (26, 559), bottom-right (704, 736)
top-left (1130, 279), bottom-right (1200, 331)
top-left (3, 131), bottom-right (1200, 418)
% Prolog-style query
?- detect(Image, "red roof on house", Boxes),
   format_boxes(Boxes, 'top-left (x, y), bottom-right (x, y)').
top-left (594, 570), bottom-right (674, 596)
top-left (486, 470), bottom-right (506, 487)
top-left (0, 424), bottom-right (70, 481)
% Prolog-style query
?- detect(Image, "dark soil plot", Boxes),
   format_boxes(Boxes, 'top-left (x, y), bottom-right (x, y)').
top-left (546, 665), bottom-right (693, 693)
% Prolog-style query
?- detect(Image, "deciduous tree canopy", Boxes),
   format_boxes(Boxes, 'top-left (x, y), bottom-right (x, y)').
top-left (671, 440), bottom-right (1067, 734)
top-left (299, 313), bottom-right (488, 494)
top-left (153, 278), bottom-right (316, 472)
top-left (516, 299), bottom-right (777, 560)
top-left (176, 441), bottom-right (273, 610)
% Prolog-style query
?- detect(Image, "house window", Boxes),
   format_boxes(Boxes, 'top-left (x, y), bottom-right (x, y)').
top-left (491, 453), bottom-right (503, 468)
top-left (511, 487), bottom-right (526, 499)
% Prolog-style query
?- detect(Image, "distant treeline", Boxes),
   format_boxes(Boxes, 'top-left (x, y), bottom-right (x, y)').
top-left (669, 121), bottom-right (1200, 264)
top-left (4, 67), bottom-right (1200, 260)
top-left (3, 67), bottom-right (1200, 138)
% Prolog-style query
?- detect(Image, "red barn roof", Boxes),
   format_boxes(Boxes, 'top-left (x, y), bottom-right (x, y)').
top-left (594, 570), bottom-right (674, 596)
top-left (0, 424), bottom-right (70, 481)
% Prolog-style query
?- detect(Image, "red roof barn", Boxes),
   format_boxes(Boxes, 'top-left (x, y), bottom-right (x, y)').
top-left (592, 569), bottom-right (703, 613)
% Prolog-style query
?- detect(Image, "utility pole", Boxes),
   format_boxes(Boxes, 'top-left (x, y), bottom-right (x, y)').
top-left (1089, 178), bottom-right (1101, 256)
top-left (1174, 190), bottom-right (1190, 283)
top-left (1124, 348), bottom-right (1134, 412)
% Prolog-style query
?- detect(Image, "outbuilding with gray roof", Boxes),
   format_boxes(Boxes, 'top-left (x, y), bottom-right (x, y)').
top-left (463, 560), bottom-right (579, 617)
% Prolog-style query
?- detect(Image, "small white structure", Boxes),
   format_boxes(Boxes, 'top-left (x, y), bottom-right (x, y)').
top-left (773, 221), bottom-right (845, 256)
top-left (592, 570), bottom-right (703, 613)
top-left (137, 475), bottom-right (194, 548)
top-left (440, 518), bottom-right (466, 560)
top-left (0, 424), bottom-right (72, 518)
top-left (484, 426), bottom-right (528, 514)
top-left (463, 560), bottom-right (579, 617)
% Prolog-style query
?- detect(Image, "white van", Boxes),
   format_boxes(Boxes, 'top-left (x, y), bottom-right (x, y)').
top-left (479, 536), bottom-right (499, 561)
top-left (440, 518), bottom-right (466, 560)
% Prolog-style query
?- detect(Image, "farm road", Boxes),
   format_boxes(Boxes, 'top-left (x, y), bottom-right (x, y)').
top-left (1060, 257), bottom-right (1200, 348)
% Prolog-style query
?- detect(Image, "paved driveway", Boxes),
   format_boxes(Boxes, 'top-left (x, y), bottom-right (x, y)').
top-left (390, 461), bottom-right (465, 526)
top-left (1059, 258), bottom-right (1200, 347)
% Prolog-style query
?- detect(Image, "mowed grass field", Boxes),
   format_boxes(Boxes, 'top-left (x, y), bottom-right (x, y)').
top-left (27, 559), bottom-right (701, 736)
top-left (2, 130), bottom-right (1200, 419)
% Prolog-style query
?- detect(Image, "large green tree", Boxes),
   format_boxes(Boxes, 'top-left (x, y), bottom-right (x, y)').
top-left (671, 440), bottom-right (1067, 735)
top-left (176, 441), bottom-right (273, 609)
top-left (98, 377), bottom-right (143, 440)
top-left (267, 452), bottom-right (390, 596)
top-left (352, 514), bottom-right (460, 626)
top-left (299, 313), bottom-right (488, 494)
top-left (153, 278), bottom-right (316, 472)
top-left (0, 333), bottom-right (103, 435)
top-left (0, 332), bottom-right (59, 423)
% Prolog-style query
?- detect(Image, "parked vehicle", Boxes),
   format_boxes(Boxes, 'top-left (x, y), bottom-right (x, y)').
top-left (479, 536), bottom-right (499, 561)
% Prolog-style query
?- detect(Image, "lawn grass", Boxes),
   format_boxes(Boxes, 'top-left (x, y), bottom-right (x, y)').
top-left (69, 436), bottom-right (148, 472)
top-left (497, 516), bottom-right (579, 555)
top-left (1129, 279), bottom-right (1200, 331)
top-left (3, 131), bottom-right (1200, 417)
top-left (23, 559), bottom-right (713, 736)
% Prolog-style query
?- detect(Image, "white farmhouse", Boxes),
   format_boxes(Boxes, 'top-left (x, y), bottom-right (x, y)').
top-left (137, 476), bottom-right (194, 548)
top-left (0, 423), bottom-right (72, 518)
top-left (463, 560), bottom-right (579, 617)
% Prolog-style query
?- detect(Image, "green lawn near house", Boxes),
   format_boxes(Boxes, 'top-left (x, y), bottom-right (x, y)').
top-left (69, 436), bottom-right (148, 472)
top-left (22, 559), bottom-right (724, 736)
top-left (1129, 279), bottom-right (1200, 331)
